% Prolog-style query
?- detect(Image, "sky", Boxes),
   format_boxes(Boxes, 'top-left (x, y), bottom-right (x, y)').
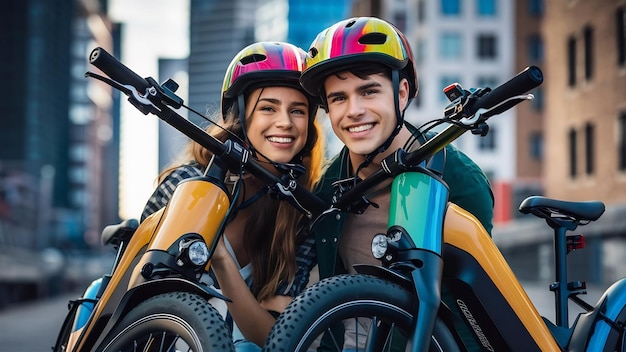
top-left (108, 0), bottom-right (190, 219)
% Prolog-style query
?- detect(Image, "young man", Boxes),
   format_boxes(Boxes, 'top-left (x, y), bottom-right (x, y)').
top-left (297, 17), bottom-right (494, 282)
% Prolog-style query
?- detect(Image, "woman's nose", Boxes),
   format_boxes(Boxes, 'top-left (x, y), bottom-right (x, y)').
top-left (275, 110), bottom-right (294, 128)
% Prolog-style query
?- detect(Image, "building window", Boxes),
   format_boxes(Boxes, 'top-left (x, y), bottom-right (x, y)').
top-left (477, 76), bottom-right (498, 89)
top-left (418, 0), bottom-right (426, 23)
top-left (483, 170), bottom-right (495, 182)
top-left (619, 112), bottom-right (626, 171)
top-left (70, 144), bottom-right (88, 162)
top-left (583, 26), bottom-right (594, 81)
top-left (393, 12), bottom-right (406, 32)
top-left (567, 36), bottom-right (577, 87)
top-left (414, 83), bottom-right (422, 108)
top-left (440, 32), bottom-right (462, 59)
top-left (416, 38), bottom-right (426, 64)
top-left (528, 0), bottom-right (544, 16)
top-left (617, 7), bottom-right (625, 66)
top-left (584, 123), bottom-right (595, 175)
top-left (441, 0), bottom-right (461, 16)
top-left (477, 0), bottom-right (496, 16)
top-left (478, 126), bottom-right (496, 150)
top-left (569, 128), bottom-right (577, 178)
top-left (477, 34), bottom-right (497, 59)
top-left (531, 87), bottom-right (544, 111)
top-left (527, 33), bottom-right (544, 63)
top-left (529, 132), bottom-right (543, 161)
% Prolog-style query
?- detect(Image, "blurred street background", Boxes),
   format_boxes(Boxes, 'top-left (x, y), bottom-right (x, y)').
top-left (0, 0), bottom-right (625, 348)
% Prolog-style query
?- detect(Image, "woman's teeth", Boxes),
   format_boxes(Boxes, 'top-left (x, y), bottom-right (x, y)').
top-left (267, 136), bottom-right (293, 143)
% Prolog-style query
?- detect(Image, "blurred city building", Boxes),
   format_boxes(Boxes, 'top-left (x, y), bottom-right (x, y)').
top-left (0, 0), bottom-right (119, 249)
top-left (157, 58), bottom-right (189, 171)
top-left (510, 0), bottom-right (545, 219)
top-left (542, 1), bottom-right (626, 205)
top-left (0, 0), bottom-right (120, 303)
top-left (498, 0), bottom-right (626, 285)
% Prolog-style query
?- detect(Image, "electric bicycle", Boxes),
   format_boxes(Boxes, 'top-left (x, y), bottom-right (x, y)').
top-left (263, 66), bottom-right (626, 351)
top-left (52, 47), bottom-right (326, 352)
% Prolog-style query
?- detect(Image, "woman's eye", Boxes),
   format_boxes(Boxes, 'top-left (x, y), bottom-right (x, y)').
top-left (291, 108), bottom-right (306, 115)
top-left (259, 105), bottom-right (275, 112)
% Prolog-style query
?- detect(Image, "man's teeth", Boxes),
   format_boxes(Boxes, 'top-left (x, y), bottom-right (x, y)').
top-left (267, 136), bottom-right (293, 143)
top-left (348, 123), bottom-right (373, 133)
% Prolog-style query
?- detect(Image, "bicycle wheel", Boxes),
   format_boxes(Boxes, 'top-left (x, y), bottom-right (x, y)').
top-left (99, 291), bottom-right (234, 352)
top-left (264, 274), bottom-right (460, 352)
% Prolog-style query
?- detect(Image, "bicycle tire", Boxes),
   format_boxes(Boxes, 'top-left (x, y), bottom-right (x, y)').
top-left (264, 274), bottom-right (460, 352)
top-left (98, 291), bottom-right (234, 352)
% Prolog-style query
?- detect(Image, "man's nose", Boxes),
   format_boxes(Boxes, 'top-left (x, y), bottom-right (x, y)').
top-left (346, 97), bottom-right (365, 118)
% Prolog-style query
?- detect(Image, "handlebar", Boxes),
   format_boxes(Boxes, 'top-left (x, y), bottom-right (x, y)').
top-left (334, 66), bottom-right (543, 210)
top-left (87, 47), bottom-right (327, 218)
top-left (89, 47), bottom-right (152, 94)
top-left (468, 65), bottom-right (543, 118)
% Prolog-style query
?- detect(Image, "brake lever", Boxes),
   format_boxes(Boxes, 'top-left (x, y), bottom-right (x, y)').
top-left (463, 93), bottom-right (535, 125)
top-left (85, 71), bottom-right (158, 115)
top-left (272, 179), bottom-right (312, 219)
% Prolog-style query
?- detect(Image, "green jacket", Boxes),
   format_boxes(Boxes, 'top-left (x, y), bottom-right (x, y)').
top-left (312, 132), bottom-right (494, 279)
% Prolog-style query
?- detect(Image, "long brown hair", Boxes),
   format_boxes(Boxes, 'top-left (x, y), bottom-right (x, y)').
top-left (157, 99), bottom-right (325, 302)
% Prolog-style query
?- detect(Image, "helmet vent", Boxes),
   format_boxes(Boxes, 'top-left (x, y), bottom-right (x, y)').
top-left (346, 19), bottom-right (357, 28)
top-left (308, 47), bottom-right (319, 59)
top-left (240, 54), bottom-right (266, 65)
top-left (359, 32), bottom-right (387, 45)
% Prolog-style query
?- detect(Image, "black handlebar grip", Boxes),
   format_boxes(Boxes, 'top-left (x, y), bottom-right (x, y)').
top-left (89, 47), bottom-right (151, 93)
top-left (473, 65), bottom-right (543, 113)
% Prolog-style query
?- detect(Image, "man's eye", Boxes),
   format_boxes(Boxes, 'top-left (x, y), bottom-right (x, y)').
top-left (329, 96), bottom-right (344, 103)
top-left (363, 89), bottom-right (378, 96)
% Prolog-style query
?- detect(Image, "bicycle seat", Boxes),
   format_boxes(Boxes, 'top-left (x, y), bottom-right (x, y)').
top-left (101, 218), bottom-right (139, 246)
top-left (519, 196), bottom-right (605, 222)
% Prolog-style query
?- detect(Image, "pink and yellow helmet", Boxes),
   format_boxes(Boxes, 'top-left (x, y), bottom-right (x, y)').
top-left (300, 17), bottom-right (418, 100)
top-left (221, 41), bottom-right (310, 117)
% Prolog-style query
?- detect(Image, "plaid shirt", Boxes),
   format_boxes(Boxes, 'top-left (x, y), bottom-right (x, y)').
top-left (284, 229), bottom-right (317, 296)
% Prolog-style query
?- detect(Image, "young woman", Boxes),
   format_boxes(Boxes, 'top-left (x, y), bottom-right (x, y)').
top-left (141, 41), bottom-right (325, 351)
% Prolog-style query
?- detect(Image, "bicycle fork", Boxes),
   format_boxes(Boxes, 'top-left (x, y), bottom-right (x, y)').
top-left (386, 171), bottom-right (449, 351)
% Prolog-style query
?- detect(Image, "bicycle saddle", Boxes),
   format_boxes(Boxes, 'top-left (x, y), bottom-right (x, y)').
top-left (519, 196), bottom-right (605, 222)
top-left (101, 218), bottom-right (139, 246)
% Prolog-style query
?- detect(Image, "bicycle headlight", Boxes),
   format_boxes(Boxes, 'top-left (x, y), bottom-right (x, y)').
top-left (178, 239), bottom-right (209, 267)
top-left (371, 233), bottom-right (388, 259)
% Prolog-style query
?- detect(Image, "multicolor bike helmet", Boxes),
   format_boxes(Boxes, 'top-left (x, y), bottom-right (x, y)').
top-left (221, 41), bottom-right (312, 118)
top-left (301, 17), bottom-right (418, 168)
top-left (220, 41), bottom-right (318, 166)
top-left (300, 16), bottom-right (417, 103)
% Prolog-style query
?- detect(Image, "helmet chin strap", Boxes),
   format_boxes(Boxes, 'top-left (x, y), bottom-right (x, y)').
top-left (353, 70), bottom-right (404, 180)
top-left (237, 93), bottom-right (252, 150)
